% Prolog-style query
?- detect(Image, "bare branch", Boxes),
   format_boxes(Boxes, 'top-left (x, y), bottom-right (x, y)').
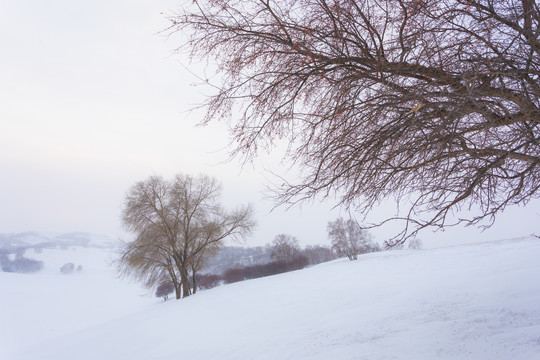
top-left (171, 0), bottom-right (540, 242)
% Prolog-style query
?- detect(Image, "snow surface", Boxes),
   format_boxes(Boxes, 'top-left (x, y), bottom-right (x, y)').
top-left (2, 238), bottom-right (540, 359)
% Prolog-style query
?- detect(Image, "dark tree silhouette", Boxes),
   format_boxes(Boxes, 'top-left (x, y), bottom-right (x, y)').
top-left (117, 174), bottom-right (255, 299)
top-left (170, 0), bottom-right (540, 244)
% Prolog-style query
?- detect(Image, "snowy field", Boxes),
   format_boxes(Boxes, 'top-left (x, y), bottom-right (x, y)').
top-left (2, 237), bottom-right (540, 359)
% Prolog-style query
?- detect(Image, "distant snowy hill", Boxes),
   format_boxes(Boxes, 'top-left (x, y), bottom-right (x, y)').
top-left (2, 237), bottom-right (540, 360)
top-left (0, 232), bottom-right (118, 251)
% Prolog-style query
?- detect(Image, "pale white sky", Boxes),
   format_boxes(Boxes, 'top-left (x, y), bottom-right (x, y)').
top-left (0, 0), bottom-right (538, 248)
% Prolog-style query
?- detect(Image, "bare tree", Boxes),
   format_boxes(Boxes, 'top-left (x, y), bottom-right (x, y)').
top-left (116, 174), bottom-right (255, 299)
top-left (170, 0), bottom-right (540, 245)
top-left (271, 234), bottom-right (300, 263)
top-left (328, 217), bottom-right (373, 260)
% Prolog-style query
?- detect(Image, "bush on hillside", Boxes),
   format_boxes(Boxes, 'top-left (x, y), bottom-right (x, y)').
top-left (222, 255), bottom-right (310, 284)
top-left (196, 274), bottom-right (222, 290)
top-left (60, 263), bottom-right (75, 274)
top-left (155, 282), bottom-right (175, 301)
top-left (1, 256), bottom-right (43, 273)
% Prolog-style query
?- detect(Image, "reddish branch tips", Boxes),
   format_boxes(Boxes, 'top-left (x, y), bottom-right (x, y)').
top-left (172, 0), bottom-right (540, 242)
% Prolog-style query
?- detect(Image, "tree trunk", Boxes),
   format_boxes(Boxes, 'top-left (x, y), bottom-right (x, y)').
top-left (166, 264), bottom-right (182, 300)
top-left (180, 267), bottom-right (192, 298)
top-left (192, 270), bottom-right (197, 294)
top-left (174, 281), bottom-right (182, 300)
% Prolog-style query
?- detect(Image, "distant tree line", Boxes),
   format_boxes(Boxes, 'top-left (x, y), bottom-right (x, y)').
top-left (201, 242), bottom-right (336, 275)
top-left (155, 234), bottom-right (336, 299)
top-left (0, 249), bottom-right (43, 274)
top-left (221, 256), bottom-right (309, 284)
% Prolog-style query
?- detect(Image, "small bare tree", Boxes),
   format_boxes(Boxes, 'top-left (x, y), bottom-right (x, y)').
top-left (328, 217), bottom-right (373, 260)
top-left (170, 0), bottom-right (540, 245)
top-left (271, 234), bottom-right (300, 263)
top-left (116, 174), bottom-right (255, 299)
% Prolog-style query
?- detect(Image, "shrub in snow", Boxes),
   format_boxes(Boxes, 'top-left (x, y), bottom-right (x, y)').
top-left (155, 282), bottom-right (175, 301)
top-left (222, 256), bottom-right (310, 284)
top-left (76, 265), bottom-right (83, 272)
top-left (287, 255), bottom-right (309, 271)
top-left (408, 238), bottom-right (423, 250)
top-left (223, 267), bottom-right (245, 284)
top-left (196, 274), bottom-right (222, 290)
top-left (1, 256), bottom-right (43, 273)
top-left (60, 263), bottom-right (76, 274)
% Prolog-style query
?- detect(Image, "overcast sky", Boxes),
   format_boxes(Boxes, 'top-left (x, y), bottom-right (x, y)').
top-left (1, 0), bottom-right (538, 248)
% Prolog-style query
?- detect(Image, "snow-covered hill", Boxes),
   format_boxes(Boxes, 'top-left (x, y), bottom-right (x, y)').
top-left (0, 232), bottom-right (118, 251)
top-left (2, 237), bottom-right (540, 360)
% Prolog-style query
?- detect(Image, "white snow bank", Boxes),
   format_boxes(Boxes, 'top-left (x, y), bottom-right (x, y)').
top-left (3, 238), bottom-right (540, 360)
top-left (0, 247), bottom-right (156, 357)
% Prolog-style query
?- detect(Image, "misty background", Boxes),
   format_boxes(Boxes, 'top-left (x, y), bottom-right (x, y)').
top-left (1, 0), bottom-right (538, 248)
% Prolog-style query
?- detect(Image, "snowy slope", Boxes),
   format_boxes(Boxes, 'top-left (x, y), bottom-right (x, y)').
top-left (0, 245), bottom-right (157, 357)
top-left (3, 238), bottom-right (540, 360)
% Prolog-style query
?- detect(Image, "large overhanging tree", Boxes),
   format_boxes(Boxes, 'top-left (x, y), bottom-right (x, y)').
top-left (170, 0), bottom-right (540, 244)
top-left (117, 174), bottom-right (255, 299)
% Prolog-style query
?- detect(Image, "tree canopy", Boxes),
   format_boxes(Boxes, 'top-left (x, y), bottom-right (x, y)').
top-left (116, 174), bottom-right (255, 299)
top-left (328, 217), bottom-right (375, 260)
top-left (171, 0), bottom-right (540, 243)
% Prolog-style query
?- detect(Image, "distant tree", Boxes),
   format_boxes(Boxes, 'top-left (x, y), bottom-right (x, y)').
top-left (155, 281), bottom-right (175, 301)
top-left (302, 245), bottom-right (337, 265)
top-left (171, 0), bottom-right (540, 245)
top-left (328, 217), bottom-right (373, 260)
top-left (0, 254), bottom-right (10, 272)
top-left (408, 238), bottom-right (423, 250)
top-left (1, 256), bottom-right (43, 273)
top-left (271, 234), bottom-right (300, 263)
top-left (76, 265), bottom-right (83, 272)
top-left (0, 249), bottom-right (9, 270)
top-left (60, 263), bottom-right (75, 274)
top-left (116, 174), bottom-right (255, 300)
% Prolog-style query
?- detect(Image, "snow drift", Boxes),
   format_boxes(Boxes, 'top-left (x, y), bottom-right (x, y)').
top-left (2, 237), bottom-right (540, 360)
